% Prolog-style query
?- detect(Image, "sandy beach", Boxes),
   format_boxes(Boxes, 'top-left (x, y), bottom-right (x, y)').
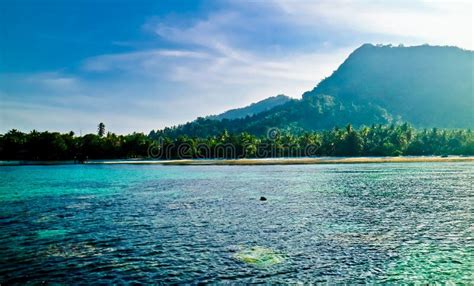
top-left (86, 156), bottom-right (474, 166)
top-left (2, 156), bottom-right (473, 166)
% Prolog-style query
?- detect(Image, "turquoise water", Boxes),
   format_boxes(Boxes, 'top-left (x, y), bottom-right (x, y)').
top-left (0, 163), bottom-right (472, 284)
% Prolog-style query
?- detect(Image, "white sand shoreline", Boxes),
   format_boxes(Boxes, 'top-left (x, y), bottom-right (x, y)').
top-left (1, 156), bottom-right (473, 166)
top-left (86, 156), bottom-right (474, 166)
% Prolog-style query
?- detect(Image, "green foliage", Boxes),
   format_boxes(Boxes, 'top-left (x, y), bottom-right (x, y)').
top-left (1, 124), bottom-right (473, 160)
top-left (152, 94), bottom-right (393, 138)
top-left (0, 130), bottom-right (153, 160)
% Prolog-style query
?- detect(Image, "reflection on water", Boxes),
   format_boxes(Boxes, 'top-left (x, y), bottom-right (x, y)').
top-left (0, 163), bottom-right (472, 283)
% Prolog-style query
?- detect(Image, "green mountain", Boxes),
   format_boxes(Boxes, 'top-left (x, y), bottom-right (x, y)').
top-left (304, 44), bottom-right (473, 128)
top-left (153, 44), bottom-right (474, 138)
top-left (208, 94), bottom-right (291, 120)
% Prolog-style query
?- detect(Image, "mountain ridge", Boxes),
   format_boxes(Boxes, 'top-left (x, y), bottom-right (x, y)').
top-left (207, 94), bottom-right (291, 121)
top-left (152, 44), bottom-right (474, 138)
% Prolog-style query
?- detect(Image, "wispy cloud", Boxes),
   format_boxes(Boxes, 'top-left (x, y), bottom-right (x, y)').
top-left (83, 49), bottom-right (210, 72)
top-left (28, 73), bottom-right (78, 90)
top-left (83, 8), bottom-right (352, 95)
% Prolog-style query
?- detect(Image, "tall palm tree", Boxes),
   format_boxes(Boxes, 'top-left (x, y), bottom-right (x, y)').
top-left (98, 123), bottom-right (106, 137)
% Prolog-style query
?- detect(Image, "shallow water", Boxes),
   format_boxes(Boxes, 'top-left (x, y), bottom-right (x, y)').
top-left (0, 163), bottom-right (472, 284)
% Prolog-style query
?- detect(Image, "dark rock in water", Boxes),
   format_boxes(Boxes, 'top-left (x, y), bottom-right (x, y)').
top-left (260, 196), bottom-right (267, 201)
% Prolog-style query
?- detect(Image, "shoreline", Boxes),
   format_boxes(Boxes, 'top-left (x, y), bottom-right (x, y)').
top-left (2, 156), bottom-right (473, 166)
top-left (155, 156), bottom-right (474, 166)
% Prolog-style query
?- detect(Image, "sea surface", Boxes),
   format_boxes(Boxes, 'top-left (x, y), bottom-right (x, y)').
top-left (0, 162), bottom-right (472, 284)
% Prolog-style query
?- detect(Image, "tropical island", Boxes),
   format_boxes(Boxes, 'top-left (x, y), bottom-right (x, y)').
top-left (1, 123), bottom-right (473, 163)
top-left (1, 44), bottom-right (473, 163)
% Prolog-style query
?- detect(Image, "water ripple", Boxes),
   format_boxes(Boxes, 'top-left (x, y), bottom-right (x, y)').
top-left (0, 162), bottom-right (472, 284)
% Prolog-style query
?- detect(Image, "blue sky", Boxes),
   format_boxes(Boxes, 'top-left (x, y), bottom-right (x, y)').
top-left (0, 0), bottom-right (472, 134)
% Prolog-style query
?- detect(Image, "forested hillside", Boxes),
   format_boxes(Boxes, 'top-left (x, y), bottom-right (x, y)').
top-left (152, 44), bottom-right (473, 138)
top-left (208, 94), bottom-right (291, 120)
top-left (304, 44), bottom-right (473, 128)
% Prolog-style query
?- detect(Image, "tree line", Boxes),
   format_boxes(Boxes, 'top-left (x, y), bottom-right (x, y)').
top-left (1, 123), bottom-right (473, 161)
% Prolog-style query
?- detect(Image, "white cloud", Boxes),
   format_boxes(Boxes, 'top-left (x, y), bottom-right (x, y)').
top-left (272, 0), bottom-right (473, 49)
top-left (83, 49), bottom-right (210, 72)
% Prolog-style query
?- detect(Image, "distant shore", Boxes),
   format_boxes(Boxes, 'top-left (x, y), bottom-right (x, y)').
top-left (122, 156), bottom-right (474, 166)
top-left (154, 156), bottom-right (474, 166)
top-left (1, 156), bottom-right (474, 166)
top-left (4, 156), bottom-right (472, 166)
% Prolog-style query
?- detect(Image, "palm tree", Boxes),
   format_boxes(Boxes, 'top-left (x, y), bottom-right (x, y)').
top-left (98, 123), bottom-right (106, 137)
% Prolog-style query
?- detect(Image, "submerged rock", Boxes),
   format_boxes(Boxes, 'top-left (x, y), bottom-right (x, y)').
top-left (234, 246), bottom-right (284, 267)
top-left (37, 229), bottom-right (68, 239)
